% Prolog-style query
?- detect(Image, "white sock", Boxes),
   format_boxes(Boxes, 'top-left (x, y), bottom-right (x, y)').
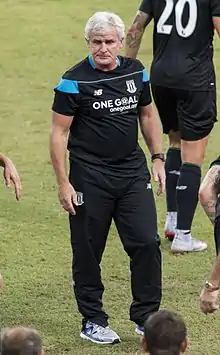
top-left (167, 211), bottom-right (177, 221)
top-left (176, 229), bottom-right (190, 235)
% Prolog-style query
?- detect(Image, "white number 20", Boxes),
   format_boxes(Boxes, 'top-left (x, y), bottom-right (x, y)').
top-left (157, 0), bottom-right (197, 38)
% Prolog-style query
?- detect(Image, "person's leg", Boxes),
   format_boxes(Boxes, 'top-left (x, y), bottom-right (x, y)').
top-left (171, 89), bottom-right (216, 253)
top-left (151, 85), bottom-right (180, 240)
top-left (69, 162), bottom-right (120, 343)
top-left (164, 131), bottom-right (181, 240)
top-left (113, 170), bottom-right (161, 330)
top-left (199, 159), bottom-right (220, 224)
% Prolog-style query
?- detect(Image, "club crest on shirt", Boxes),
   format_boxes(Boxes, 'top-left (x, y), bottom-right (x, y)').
top-left (126, 80), bottom-right (137, 94)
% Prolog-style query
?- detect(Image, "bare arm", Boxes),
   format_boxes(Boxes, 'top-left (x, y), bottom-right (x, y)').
top-left (209, 253), bottom-right (220, 288)
top-left (200, 253), bottom-right (220, 314)
top-left (0, 153), bottom-right (21, 200)
top-left (199, 165), bottom-right (220, 224)
top-left (50, 111), bottom-right (73, 186)
top-left (50, 111), bottom-right (79, 215)
top-left (125, 11), bottom-right (152, 59)
top-left (139, 104), bottom-right (163, 155)
top-left (213, 17), bottom-right (220, 37)
top-left (199, 166), bottom-right (220, 313)
top-left (139, 104), bottom-right (165, 194)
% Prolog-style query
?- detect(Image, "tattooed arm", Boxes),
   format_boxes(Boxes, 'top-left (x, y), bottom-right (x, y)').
top-left (199, 165), bottom-right (220, 224)
top-left (125, 11), bottom-right (152, 59)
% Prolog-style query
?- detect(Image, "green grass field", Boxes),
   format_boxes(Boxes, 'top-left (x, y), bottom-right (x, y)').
top-left (1, 0), bottom-right (220, 354)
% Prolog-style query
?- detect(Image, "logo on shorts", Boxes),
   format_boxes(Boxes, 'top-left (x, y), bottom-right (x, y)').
top-left (169, 170), bottom-right (180, 176)
top-left (147, 183), bottom-right (152, 189)
top-left (176, 185), bottom-right (187, 190)
top-left (126, 80), bottom-right (137, 94)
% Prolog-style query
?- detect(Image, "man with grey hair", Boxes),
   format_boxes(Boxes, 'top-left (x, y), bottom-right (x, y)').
top-left (0, 327), bottom-right (43, 355)
top-left (50, 11), bottom-right (165, 344)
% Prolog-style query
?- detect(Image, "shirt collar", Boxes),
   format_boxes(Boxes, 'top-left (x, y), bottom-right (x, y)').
top-left (88, 55), bottom-right (121, 69)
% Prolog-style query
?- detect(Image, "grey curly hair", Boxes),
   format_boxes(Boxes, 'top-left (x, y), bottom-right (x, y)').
top-left (85, 11), bottom-right (125, 40)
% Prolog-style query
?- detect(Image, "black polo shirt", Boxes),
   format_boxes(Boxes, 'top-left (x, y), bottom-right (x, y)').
top-left (52, 55), bottom-right (152, 177)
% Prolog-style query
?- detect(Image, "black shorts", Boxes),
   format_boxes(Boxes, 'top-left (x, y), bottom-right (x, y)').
top-left (151, 85), bottom-right (217, 141)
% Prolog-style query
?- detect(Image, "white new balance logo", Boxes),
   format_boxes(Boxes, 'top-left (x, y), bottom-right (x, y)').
top-left (176, 185), bottom-right (187, 190)
top-left (94, 89), bottom-right (103, 96)
top-left (169, 170), bottom-right (180, 176)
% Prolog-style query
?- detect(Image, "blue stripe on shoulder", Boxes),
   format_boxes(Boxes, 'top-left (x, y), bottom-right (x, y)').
top-left (56, 78), bottom-right (79, 94)
top-left (88, 55), bottom-right (96, 69)
top-left (142, 69), bottom-right (149, 82)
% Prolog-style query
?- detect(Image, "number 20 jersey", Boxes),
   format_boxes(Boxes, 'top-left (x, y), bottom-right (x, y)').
top-left (139, 0), bottom-right (220, 90)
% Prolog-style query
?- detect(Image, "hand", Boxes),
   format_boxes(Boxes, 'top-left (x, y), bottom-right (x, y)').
top-left (200, 288), bottom-right (220, 314)
top-left (58, 182), bottom-right (78, 215)
top-left (2, 157), bottom-right (21, 201)
top-left (152, 159), bottom-right (166, 196)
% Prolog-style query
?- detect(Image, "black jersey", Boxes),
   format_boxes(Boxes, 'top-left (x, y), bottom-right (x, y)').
top-left (52, 56), bottom-right (152, 177)
top-left (139, 0), bottom-right (220, 90)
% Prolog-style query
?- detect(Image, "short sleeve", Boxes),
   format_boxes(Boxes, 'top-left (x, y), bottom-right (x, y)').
top-left (211, 0), bottom-right (220, 16)
top-left (139, 68), bottom-right (152, 106)
top-left (52, 78), bottom-right (80, 116)
top-left (139, 0), bottom-right (153, 16)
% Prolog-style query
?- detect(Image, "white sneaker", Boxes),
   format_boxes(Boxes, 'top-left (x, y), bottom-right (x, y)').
top-left (164, 212), bottom-right (177, 241)
top-left (171, 231), bottom-right (207, 253)
top-left (80, 321), bottom-right (120, 344)
top-left (135, 325), bottom-right (144, 336)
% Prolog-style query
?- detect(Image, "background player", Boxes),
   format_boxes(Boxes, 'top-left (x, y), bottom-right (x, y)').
top-left (125, 0), bottom-right (220, 253)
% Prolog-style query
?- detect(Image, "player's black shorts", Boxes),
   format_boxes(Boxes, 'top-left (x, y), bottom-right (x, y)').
top-left (151, 85), bottom-right (217, 141)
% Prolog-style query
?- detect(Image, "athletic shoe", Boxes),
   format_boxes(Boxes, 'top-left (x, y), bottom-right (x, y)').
top-left (171, 232), bottom-right (207, 253)
top-left (80, 321), bottom-right (120, 344)
top-left (135, 325), bottom-right (144, 336)
top-left (164, 212), bottom-right (177, 241)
